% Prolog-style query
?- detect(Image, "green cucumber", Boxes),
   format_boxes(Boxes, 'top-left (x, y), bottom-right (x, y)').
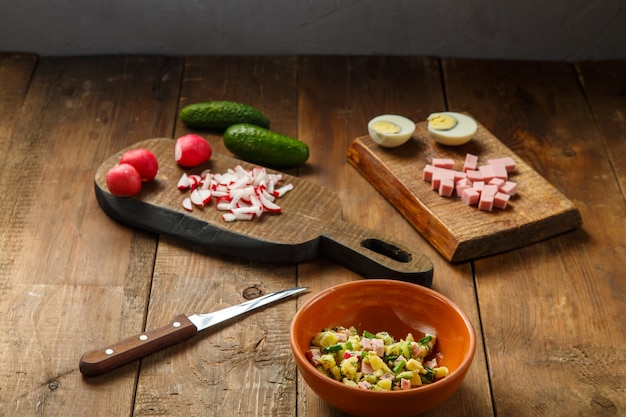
top-left (223, 123), bottom-right (309, 167)
top-left (179, 101), bottom-right (270, 130)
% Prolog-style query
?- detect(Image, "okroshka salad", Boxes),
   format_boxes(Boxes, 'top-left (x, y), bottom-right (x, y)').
top-left (306, 326), bottom-right (449, 391)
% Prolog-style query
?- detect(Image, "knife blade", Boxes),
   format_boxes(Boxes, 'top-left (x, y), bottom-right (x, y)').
top-left (79, 286), bottom-right (308, 377)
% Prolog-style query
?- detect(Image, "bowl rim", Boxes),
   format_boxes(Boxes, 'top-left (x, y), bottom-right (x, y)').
top-left (290, 279), bottom-right (476, 397)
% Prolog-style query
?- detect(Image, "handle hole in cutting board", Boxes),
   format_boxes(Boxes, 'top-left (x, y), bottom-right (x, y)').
top-left (361, 239), bottom-right (412, 263)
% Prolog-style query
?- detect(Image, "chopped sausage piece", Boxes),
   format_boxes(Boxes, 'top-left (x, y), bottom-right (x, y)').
top-left (494, 192), bottom-right (511, 209)
top-left (438, 178), bottom-right (455, 197)
top-left (455, 178), bottom-right (472, 197)
top-left (499, 180), bottom-right (518, 196)
top-left (478, 191), bottom-right (495, 211)
top-left (461, 188), bottom-right (480, 205)
top-left (463, 153), bottom-right (479, 172)
top-left (472, 181), bottom-right (485, 192)
top-left (488, 177), bottom-right (505, 187)
top-left (423, 153), bottom-right (518, 212)
top-left (488, 157), bottom-right (516, 172)
top-left (422, 164), bottom-right (435, 181)
top-left (466, 169), bottom-right (483, 182)
top-left (432, 158), bottom-right (455, 169)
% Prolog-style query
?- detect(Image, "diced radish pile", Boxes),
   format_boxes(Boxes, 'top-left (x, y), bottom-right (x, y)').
top-left (177, 165), bottom-right (294, 221)
top-left (423, 154), bottom-right (518, 212)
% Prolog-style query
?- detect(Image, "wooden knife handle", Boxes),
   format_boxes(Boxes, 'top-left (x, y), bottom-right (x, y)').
top-left (322, 221), bottom-right (434, 286)
top-left (79, 314), bottom-right (197, 377)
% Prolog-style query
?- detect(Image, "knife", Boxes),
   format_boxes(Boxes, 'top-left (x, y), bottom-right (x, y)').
top-left (79, 286), bottom-right (308, 377)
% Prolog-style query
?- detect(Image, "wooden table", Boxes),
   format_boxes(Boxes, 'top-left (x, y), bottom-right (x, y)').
top-left (1, 54), bottom-right (624, 417)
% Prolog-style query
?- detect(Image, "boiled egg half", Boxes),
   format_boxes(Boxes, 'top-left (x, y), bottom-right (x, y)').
top-left (368, 114), bottom-right (416, 148)
top-left (427, 112), bottom-right (477, 146)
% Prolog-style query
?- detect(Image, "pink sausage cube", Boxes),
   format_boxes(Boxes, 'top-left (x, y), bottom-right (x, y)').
top-left (488, 157), bottom-right (517, 172)
top-left (438, 178), bottom-right (455, 197)
top-left (491, 163), bottom-right (509, 179)
top-left (456, 179), bottom-right (472, 197)
top-left (488, 177), bottom-right (505, 187)
top-left (494, 192), bottom-right (511, 209)
top-left (472, 181), bottom-right (485, 192)
top-left (463, 153), bottom-right (479, 172)
top-left (431, 168), bottom-right (455, 190)
top-left (466, 170), bottom-right (483, 182)
top-left (478, 192), bottom-right (495, 211)
top-left (499, 181), bottom-right (518, 196)
top-left (422, 164), bottom-right (435, 182)
top-left (461, 188), bottom-right (480, 205)
top-left (478, 164), bottom-right (496, 182)
top-left (453, 170), bottom-right (467, 181)
top-left (482, 184), bottom-right (499, 196)
top-left (432, 158), bottom-right (455, 169)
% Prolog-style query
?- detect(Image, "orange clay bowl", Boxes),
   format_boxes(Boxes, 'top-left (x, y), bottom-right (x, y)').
top-left (290, 279), bottom-right (476, 417)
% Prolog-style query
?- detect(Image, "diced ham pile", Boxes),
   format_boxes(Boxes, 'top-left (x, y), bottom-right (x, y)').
top-left (423, 154), bottom-right (518, 211)
top-left (177, 165), bottom-right (294, 221)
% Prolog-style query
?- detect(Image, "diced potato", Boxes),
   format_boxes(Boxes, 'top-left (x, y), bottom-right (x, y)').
top-left (340, 356), bottom-right (359, 379)
top-left (368, 354), bottom-right (392, 373)
top-left (377, 379), bottom-right (393, 390)
top-left (342, 378), bottom-right (358, 387)
top-left (406, 358), bottom-right (424, 373)
top-left (435, 366), bottom-right (450, 379)
top-left (313, 331), bottom-right (339, 348)
top-left (318, 354), bottom-right (336, 370)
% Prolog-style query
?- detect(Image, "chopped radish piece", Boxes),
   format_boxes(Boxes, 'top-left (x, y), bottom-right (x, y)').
top-left (178, 164), bottom-right (293, 221)
top-left (274, 183), bottom-right (294, 197)
top-left (177, 173), bottom-right (190, 190)
top-left (182, 197), bottom-right (193, 211)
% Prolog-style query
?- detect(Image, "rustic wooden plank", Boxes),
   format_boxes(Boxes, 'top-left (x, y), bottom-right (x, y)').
top-left (133, 56), bottom-right (302, 417)
top-left (0, 53), bottom-right (37, 284)
top-left (576, 60), bottom-right (626, 198)
top-left (443, 59), bottom-right (626, 416)
top-left (0, 56), bottom-right (182, 416)
top-left (0, 53), bottom-right (36, 149)
top-left (347, 120), bottom-right (582, 261)
top-left (297, 56), bottom-right (494, 417)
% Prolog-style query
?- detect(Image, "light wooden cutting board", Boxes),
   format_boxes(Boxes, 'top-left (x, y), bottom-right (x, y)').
top-left (347, 121), bottom-right (582, 262)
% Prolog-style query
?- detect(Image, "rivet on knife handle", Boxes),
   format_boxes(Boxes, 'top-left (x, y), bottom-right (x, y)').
top-left (79, 314), bottom-right (197, 377)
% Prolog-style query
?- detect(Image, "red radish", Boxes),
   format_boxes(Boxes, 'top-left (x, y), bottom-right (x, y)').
top-left (106, 163), bottom-right (142, 197)
top-left (119, 148), bottom-right (159, 182)
top-left (175, 134), bottom-right (212, 167)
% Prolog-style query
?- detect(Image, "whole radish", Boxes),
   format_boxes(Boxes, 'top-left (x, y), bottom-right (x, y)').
top-left (119, 148), bottom-right (159, 181)
top-left (175, 134), bottom-right (212, 167)
top-left (106, 163), bottom-right (143, 197)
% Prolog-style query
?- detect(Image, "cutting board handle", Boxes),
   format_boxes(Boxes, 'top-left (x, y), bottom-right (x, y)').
top-left (321, 221), bottom-right (433, 286)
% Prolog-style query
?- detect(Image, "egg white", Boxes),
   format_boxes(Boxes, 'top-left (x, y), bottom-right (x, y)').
top-left (368, 114), bottom-right (416, 148)
top-left (427, 112), bottom-right (477, 146)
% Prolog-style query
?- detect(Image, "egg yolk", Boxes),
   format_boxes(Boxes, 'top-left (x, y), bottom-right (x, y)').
top-left (372, 121), bottom-right (401, 134)
top-left (428, 114), bottom-right (458, 131)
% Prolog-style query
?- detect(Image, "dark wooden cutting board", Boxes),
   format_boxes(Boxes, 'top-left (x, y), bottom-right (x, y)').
top-left (94, 138), bottom-right (433, 285)
top-left (347, 121), bottom-right (583, 262)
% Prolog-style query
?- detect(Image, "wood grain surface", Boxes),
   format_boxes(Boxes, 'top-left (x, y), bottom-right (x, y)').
top-left (347, 121), bottom-right (582, 261)
top-left (0, 54), bottom-right (624, 417)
